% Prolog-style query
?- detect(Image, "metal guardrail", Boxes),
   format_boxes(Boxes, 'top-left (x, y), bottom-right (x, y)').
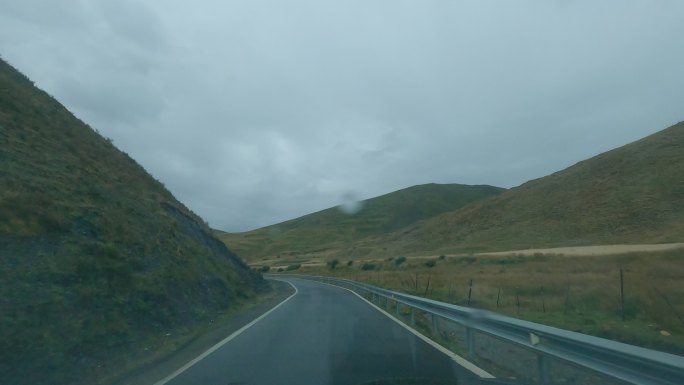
top-left (282, 275), bottom-right (684, 385)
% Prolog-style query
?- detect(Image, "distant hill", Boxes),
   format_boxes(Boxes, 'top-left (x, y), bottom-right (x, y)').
top-left (0, 58), bottom-right (265, 385)
top-left (219, 122), bottom-right (684, 263)
top-left (217, 183), bottom-right (504, 260)
top-left (379, 121), bottom-right (684, 254)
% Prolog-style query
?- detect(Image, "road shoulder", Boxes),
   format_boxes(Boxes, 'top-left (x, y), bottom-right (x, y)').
top-left (115, 280), bottom-right (295, 385)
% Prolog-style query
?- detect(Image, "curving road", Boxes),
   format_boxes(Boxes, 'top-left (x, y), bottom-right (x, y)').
top-left (161, 277), bottom-right (482, 385)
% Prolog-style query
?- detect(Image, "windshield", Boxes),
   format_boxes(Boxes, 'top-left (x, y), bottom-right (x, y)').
top-left (1, 1), bottom-right (683, 385)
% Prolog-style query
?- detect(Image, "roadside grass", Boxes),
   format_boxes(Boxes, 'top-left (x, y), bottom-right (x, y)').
top-left (108, 282), bottom-right (289, 385)
top-left (279, 250), bottom-right (684, 355)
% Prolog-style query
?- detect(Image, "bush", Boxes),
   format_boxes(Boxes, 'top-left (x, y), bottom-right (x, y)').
top-left (277, 268), bottom-right (284, 272)
top-left (361, 263), bottom-right (377, 271)
top-left (346, 260), bottom-right (354, 266)
top-left (438, 255), bottom-right (446, 260)
top-left (424, 260), bottom-right (436, 268)
top-left (327, 259), bottom-right (339, 270)
top-left (260, 265), bottom-right (270, 273)
top-left (286, 264), bottom-right (301, 271)
top-left (394, 256), bottom-right (407, 266)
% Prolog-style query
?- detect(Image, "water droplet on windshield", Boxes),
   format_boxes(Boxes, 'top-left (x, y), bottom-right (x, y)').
top-left (338, 192), bottom-right (364, 215)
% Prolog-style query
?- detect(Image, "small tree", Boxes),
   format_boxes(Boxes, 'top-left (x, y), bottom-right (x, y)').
top-left (328, 259), bottom-right (340, 270)
top-left (286, 264), bottom-right (301, 271)
top-left (394, 256), bottom-right (407, 266)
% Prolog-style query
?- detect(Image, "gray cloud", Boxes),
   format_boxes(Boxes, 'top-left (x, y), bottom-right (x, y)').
top-left (2, 0), bottom-right (683, 231)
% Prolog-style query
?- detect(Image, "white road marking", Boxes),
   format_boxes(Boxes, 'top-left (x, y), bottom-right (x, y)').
top-left (316, 280), bottom-right (495, 379)
top-left (152, 281), bottom-right (298, 385)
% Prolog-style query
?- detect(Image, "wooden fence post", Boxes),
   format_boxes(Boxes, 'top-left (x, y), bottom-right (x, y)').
top-left (620, 268), bottom-right (625, 322)
top-left (496, 288), bottom-right (501, 309)
top-left (424, 274), bottom-right (431, 296)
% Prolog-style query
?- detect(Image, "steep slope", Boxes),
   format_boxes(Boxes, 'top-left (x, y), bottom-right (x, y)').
top-left (0, 58), bottom-right (265, 385)
top-left (385, 122), bottom-right (684, 254)
top-left (217, 183), bottom-right (504, 260)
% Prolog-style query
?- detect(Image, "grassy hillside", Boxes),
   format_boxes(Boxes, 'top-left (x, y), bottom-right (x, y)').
top-left (0, 58), bottom-right (265, 385)
top-left (384, 122), bottom-right (684, 254)
top-left (217, 183), bottom-right (504, 260)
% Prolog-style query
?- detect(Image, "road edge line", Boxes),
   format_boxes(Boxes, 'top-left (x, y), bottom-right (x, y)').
top-left (317, 280), bottom-right (495, 379)
top-left (152, 280), bottom-right (298, 385)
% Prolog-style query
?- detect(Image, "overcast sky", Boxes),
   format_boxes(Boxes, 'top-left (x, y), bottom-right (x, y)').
top-left (1, 1), bottom-right (683, 232)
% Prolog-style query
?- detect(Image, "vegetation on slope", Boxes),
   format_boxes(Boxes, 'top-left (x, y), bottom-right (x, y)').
top-left (0, 58), bottom-right (265, 385)
top-left (217, 183), bottom-right (504, 260)
top-left (383, 122), bottom-right (684, 254)
top-left (221, 122), bottom-right (684, 264)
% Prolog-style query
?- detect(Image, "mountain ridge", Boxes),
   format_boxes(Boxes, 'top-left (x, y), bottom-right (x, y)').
top-left (217, 183), bottom-right (505, 259)
top-left (375, 121), bottom-right (684, 254)
top-left (219, 121), bottom-right (684, 260)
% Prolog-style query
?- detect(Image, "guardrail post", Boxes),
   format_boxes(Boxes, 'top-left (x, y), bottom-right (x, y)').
top-left (410, 307), bottom-right (415, 325)
top-left (537, 354), bottom-right (549, 385)
top-left (396, 301), bottom-right (400, 317)
top-left (385, 296), bottom-right (389, 310)
top-left (431, 314), bottom-right (438, 332)
top-left (466, 327), bottom-right (475, 357)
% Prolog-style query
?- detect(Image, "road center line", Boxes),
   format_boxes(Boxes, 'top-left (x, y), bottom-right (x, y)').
top-left (153, 281), bottom-right (299, 385)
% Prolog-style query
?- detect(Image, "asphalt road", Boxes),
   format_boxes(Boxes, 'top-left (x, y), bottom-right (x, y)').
top-left (162, 277), bottom-right (480, 385)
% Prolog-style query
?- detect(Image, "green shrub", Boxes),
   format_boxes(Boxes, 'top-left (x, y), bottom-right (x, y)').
top-left (361, 263), bottom-right (377, 271)
top-left (424, 260), bottom-right (436, 268)
top-left (277, 267), bottom-right (284, 272)
top-left (346, 260), bottom-right (354, 266)
top-left (286, 264), bottom-right (301, 271)
top-left (327, 259), bottom-right (339, 270)
top-left (260, 265), bottom-right (270, 273)
top-left (438, 255), bottom-right (446, 260)
top-left (394, 256), bottom-right (407, 266)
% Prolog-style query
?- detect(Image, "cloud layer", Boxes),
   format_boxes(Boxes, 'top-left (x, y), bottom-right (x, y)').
top-left (2, 0), bottom-right (683, 231)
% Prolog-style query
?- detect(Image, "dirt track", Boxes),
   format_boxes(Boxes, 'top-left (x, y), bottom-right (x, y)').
top-left (476, 243), bottom-right (684, 257)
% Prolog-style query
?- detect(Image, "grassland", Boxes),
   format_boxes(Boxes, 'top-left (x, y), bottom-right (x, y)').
top-left (0, 58), bottom-right (265, 385)
top-left (277, 248), bottom-right (684, 355)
